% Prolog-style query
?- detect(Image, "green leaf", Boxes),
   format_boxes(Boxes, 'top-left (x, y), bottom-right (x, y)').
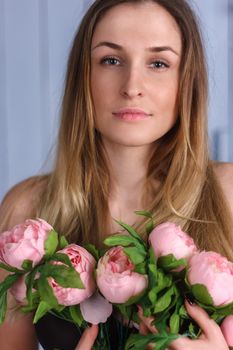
top-left (21, 292), bottom-right (40, 313)
top-left (191, 284), bottom-right (213, 306)
top-left (33, 301), bottom-right (52, 323)
top-left (157, 255), bottom-right (187, 271)
top-left (125, 331), bottom-right (179, 350)
top-left (104, 235), bottom-right (136, 247)
top-left (59, 235), bottom-right (69, 249)
top-left (148, 264), bottom-right (172, 291)
top-left (50, 308), bottom-right (72, 323)
top-left (123, 289), bottom-right (148, 306)
top-left (134, 262), bottom-right (146, 274)
top-left (169, 313), bottom-right (180, 334)
top-left (25, 267), bottom-right (40, 305)
top-left (37, 276), bottom-right (59, 308)
top-left (21, 259), bottom-right (33, 271)
top-left (148, 264), bottom-right (158, 286)
top-left (69, 305), bottom-right (84, 326)
top-left (53, 304), bottom-right (65, 313)
top-left (42, 264), bottom-right (84, 289)
top-left (0, 292), bottom-right (7, 325)
top-left (148, 287), bottom-right (158, 305)
top-left (123, 247), bottom-right (146, 265)
top-left (0, 274), bottom-right (20, 297)
top-left (83, 244), bottom-right (99, 261)
top-left (44, 229), bottom-right (59, 259)
top-left (179, 305), bottom-right (188, 318)
top-left (0, 262), bottom-right (23, 274)
top-left (153, 314), bottom-right (170, 333)
top-left (49, 253), bottom-right (73, 268)
top-left (214, 300), bottom-right (233, 314)
top-left (188, 322), bottom-right (198, 338)
top-left (148, 247), bottom-right (157, 265)
top-left (114, 220), bottom-right (143, 242)
top-left (153, 287), bottom-right (175, 313)
top-left (210, 313), bottom-right (224, 323)
top-left (125, 333), bottom-right (156, 350)
top-left (134, 211), bottom-right (155, 236)
top-left (134, 211), bottom-right (153, 219)
top-left (146, 221), bottom-right (154, 236)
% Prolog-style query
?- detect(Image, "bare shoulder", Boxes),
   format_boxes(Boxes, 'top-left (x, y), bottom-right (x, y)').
top-left (213, 161), bottom-right (233, 213)
top-left (0, 177), bottom-right (44, 347)
top-left (0, 175), bottom-right (48, 231)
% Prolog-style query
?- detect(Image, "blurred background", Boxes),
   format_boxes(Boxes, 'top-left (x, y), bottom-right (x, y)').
top-left (0, 0), bottom-right (232, 201)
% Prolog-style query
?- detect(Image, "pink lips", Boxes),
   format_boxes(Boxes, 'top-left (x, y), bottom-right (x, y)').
top-left (112, 108), bottom-right (151, 121)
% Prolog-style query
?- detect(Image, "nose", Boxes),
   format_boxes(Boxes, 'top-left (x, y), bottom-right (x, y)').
top-left (120, 65), bottom-right (144, 98)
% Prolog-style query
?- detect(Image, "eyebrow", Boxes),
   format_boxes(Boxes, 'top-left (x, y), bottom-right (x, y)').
top-left (92, 41), bottom-right (179, 56)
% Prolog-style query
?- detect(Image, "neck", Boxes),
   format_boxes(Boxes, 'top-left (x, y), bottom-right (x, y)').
top-left (102, 139), bottom-right (155, 227)
top-left (105, 142), bottom-right (152, 195)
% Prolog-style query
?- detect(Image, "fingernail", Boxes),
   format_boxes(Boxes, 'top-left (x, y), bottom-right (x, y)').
top-left (185, 294), bottom-right (195, 305)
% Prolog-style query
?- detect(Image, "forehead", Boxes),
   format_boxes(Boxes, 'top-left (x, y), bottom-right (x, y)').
top-left (92, 2), bottom-right (182, 52)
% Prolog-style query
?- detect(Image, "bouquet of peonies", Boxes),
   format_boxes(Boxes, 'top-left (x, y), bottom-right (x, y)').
top-left (124, 218), bottom-right (233, 350)
top-left (0, 219), bottom-right (114, 349)
top-left (0, 214), bottom-right (233, 350)
top-left (0, 218), bottom-right (148, 349)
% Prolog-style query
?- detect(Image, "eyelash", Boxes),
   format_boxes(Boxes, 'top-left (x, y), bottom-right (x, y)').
top-left (100, 56), bottom-right (169, 69)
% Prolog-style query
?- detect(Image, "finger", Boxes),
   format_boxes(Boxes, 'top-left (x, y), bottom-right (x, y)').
top-left (184, 300), bottom-right (219, 338)
top-left (137, 306), bottom-right (157, 334)
top-left (75, 324), bottom-right (99, 350)
top-left (168, 336), bottom-right (193, 350)
top-left (139, 322), bottom-right (149, 335)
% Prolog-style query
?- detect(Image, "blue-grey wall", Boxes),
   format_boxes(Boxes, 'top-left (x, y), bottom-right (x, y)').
top-left (0, 0), bottom-right (232, 202)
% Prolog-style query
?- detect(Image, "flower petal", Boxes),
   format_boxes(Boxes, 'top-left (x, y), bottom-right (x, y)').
top-left (80, 292), bottom-right (112, 324)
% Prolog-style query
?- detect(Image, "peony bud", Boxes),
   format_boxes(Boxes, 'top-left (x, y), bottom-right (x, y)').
top-left (187, 251), bottom-right (233, 306)
top-left (0, 219), bottom-right (52, 269)
top-left (49, 244), bottom-right (96, 306)
top-left (149, 222), bottom-right (197, 262)
top-left (96, 246), bottom-right (148, 304)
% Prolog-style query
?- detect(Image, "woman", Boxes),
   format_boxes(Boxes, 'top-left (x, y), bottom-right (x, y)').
top-left (0, 0), bottom-right (232, 349)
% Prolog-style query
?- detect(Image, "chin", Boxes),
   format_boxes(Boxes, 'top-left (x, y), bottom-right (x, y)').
top-left (104, 134), bottom-right (159, 148)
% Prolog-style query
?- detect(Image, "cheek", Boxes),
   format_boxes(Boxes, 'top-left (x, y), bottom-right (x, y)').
top-left (91, 72), bottom-right (112, 108)
top-left (91, 74), bottom-right (120, 121)
top-left (156, 79), bottom-right (179, 116)
top-left (92, 69), bottom-right (118, 92)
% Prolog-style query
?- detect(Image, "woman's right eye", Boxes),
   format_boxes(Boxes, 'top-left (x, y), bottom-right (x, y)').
top-left (100, 57), bottom-right (121, 66)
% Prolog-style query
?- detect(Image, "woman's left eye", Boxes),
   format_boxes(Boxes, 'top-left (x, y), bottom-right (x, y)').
top-left (150, 60), bottom-right (169, 69)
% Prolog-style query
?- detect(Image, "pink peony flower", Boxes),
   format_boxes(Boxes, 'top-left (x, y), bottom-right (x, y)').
top-left (96, 246), bottom-right (148, 304)
top-left (149, 222), bottom-right (198, 261)
top-left (80, 292), bottom-right (112, 324)
top-left (0, 219), bottom-right (52, 269)
top-left (187, 251), bottom-right (233, 306)
top-left (221, 315), bottom-right (233, 347)
top-left (10, 272), bottom-right (40, 304)
top-left (10, 275), bottom-right (27, 303)
top-left (49, 244), bottom-right (96, 306)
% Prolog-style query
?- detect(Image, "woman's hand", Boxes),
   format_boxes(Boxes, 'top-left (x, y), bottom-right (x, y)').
top-left (75, 324), bottom-right (99, 350)
top-left (138, 300), bottom-right (229, 350)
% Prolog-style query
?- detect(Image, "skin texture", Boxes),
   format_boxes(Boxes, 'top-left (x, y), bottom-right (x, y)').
top-left (75, 325), bottom-right (99, 350)
top-left (91, 2), bottom-right (182, 148)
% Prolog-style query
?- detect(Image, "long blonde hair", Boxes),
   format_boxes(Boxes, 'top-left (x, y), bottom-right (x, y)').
top-left (37, 0), bottom-right (233, 259)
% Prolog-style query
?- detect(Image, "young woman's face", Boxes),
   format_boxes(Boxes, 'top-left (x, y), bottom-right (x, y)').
top-left (91, 2), bottom-right (182, 148)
